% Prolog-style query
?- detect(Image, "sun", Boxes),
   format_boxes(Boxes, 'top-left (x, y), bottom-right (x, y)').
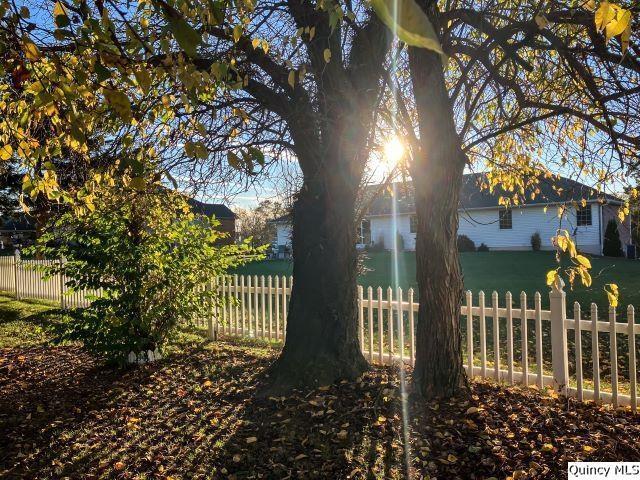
top-left (383, 136), bottom-right (405, 166)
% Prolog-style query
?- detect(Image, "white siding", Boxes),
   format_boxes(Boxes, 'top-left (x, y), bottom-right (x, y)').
top-left (370, 204), bottom-right (602, 254)
top-left (275, 203), bottom-right (604, 254)
top-left (275, 223), bottom-right (292, 246)
top-left (370, 214), bottom-right (416, 251)
top-left (457, 204), bottom-right (601, 254)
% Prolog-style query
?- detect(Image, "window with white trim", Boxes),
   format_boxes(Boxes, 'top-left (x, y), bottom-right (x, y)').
top-left (499, 209), bottom-right (512, 229)
top-left (576, 205), bottom-right (592, 226)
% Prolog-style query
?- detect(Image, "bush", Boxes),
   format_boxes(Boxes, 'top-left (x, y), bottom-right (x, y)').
top-left (477, 243), bottom-right (489, 252)
top-left (396, 232), bottom-right (405, 252)
top-left (457, 235), bottom-right (476, 252)
top-left (603, 219), bottom-right (624, 257)
top-left (30, 172), bottom-right (263, 365)
top-left (531, 232), bottom-right (542, 251)
top-left (368, 236), bottom-right (386, 252)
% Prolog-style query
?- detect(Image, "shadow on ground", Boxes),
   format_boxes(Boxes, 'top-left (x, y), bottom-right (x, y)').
top-left (1, 337), bottom-right (639, 479)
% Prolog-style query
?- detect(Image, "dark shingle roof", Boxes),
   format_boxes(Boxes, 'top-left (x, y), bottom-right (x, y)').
top-left (187, 199), bottom-right (236, 219)
top-left (365, 173), bottom-right (622, 216)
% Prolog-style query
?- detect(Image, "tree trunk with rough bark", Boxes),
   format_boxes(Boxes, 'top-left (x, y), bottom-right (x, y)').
top-left (267, 165), bottom-right (368, 389)
top-left (265, 16), bottom-right (390, 391)
top-left (409, 45), bottom-right (468, 399)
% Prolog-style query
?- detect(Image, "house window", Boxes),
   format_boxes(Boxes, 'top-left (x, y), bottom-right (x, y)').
top-left (576, 205), bottom-right (592, 226)
top-left (358, 219), bottom-right (371, 245)
top-left (499, 209), bottom-right (512, 229)
top-left (409, 215), bottom-right (417, 234)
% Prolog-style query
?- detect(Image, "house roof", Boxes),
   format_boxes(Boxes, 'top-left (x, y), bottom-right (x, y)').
top-left (187, 199), bottom-right (236, 219)
top-left (365, 173), bottom-right (623, 216)
top-left (270, 213), bottom-right (292, 224)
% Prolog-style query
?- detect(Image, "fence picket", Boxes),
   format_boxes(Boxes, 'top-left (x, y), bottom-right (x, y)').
top-left (260, 276), bottom-right (266, 339)
top-left (479, 291), bottom-right (487, 378)
top-left (397, 287), bottom-right (404, 365)
top-left (358, 286), bottom-right (364, 353)
top-left (591, 303), bottom-right (600, 403)
top-left (387, 287), bottom-right (394, 362)
top-left (535, 292), bottom-right (543, 389)
top-left (629, 305), bottom-right (637, 412)
top-left (575, 302), bottom-right (583, 402)
top-left (520, 292), bottom-right (528, 386)
top-left (409, 288), bottom-right (415, 366)
top-left (233, 275), bottom-right (240, 335)
top-left (281, 276), bottom-right (287, 339)
top-left (506, 291), bottom-right (514, 385)
top-left (466, 290), bottom-right (473, 377)
top-left (275, 275), bottom-right (281, 340)
top-left (367, 287), bottom-right (374, 363)
top-left (610, 306), bottom-right (619, 408)
top-left (268, 276), bottom-right (273, 340)
top-left (240, 275), bottom-right (246, 336)
top-left (377, 287), bottom-right (383, 365)
top-left (492, 291), bottom-right (500, 382)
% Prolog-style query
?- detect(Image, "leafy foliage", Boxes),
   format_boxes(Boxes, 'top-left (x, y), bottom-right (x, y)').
top-left (477, 243), bottom-right (490, 252)
top-left (28, 173), bottom-right (263, 364)
top-left (236, 200), bottom-right (288, 248)
top-left (603, 219), bottom-right (624, 257)
top-left (457, 235), bottom-right (476, 252)
top-left (531, 232), bottom-right (542, 252)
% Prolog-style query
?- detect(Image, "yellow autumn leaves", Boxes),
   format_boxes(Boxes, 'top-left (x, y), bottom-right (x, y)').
top-left (370, 0), bottom-right (443, 55)
top-left (547, 229), bottom-right (619, 307)
top-left (594, 1), bottom-right (633, 53)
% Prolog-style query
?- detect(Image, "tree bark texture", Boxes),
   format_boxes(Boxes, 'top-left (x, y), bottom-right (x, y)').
top-left (409, 45), bottom-right (468, 399)
top-left (266, 16), bottom-right (391, 391)
top-left (267, 110), bottom-right (372, 389)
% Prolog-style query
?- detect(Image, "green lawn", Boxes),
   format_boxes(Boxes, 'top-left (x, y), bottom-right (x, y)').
top-left (233, 251), bottom-right (640, 312)
top-left (0, 295), bottom-right (63, 348)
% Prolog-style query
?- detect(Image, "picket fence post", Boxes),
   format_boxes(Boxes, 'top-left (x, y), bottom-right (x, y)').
top-left (549, 278), bottom-right (569, 395)
top-left (13, 249), bottom-right (20, 300)
top-left (59, 258), bottom-right (65, 309)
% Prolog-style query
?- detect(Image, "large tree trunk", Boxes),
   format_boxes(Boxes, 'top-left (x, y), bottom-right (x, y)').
top-left (409, 46), bottom-right (468, 399)
top-left (265, 16), bottom-right (390, 391)
top-left (267, 153), bottom-right (368, 389)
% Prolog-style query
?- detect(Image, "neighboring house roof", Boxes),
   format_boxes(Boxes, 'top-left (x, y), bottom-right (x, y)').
top-left (365, 173), bottom-right (623, 216)
top-left (0, 214), bottom-right (36, 232)
top-left (188, 198), bottom-right (236, 219)
top-left (270, 213), bottom-right (293, 224)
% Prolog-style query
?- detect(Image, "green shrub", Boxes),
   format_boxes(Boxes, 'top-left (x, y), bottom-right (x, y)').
top-left (457, 235), bottom-right (476, 252)
top-left (396, 232), bottom-right (405, 252)
top-left (368, 236), bottom-right (386, 252)
top-left (603, 219), bottom-right (624, 257)
top-left (30, 174), bottom-right (263, 365)
top-left (477, 243), bottom-right (489, 252)
top-left (531, 232), bottom-right (542, 251)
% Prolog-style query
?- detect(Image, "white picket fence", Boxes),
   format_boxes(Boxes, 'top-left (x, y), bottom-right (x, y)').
top-left (1, 255), bottom-right (639, 411)
top-left (213, 275), bottom-right (638, 411)
top-left (0, 256), bottom-right (100, 307)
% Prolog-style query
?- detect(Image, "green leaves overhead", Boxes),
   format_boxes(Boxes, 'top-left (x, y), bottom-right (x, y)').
top-left (227, 147), bottom-right (265, 173)
top-left (370, 0), bottom-right (443, 55)
top-left (155, 0), bottom-right (202, 58)
top-left (53, 1), bottom-right (70, 28)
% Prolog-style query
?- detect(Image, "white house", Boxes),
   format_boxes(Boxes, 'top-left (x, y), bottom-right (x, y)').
top-left (272, 174), bottom-right (633, 256)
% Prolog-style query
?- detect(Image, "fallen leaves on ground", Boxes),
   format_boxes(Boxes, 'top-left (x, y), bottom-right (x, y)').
top-left (1, 339), bottom-right (639, 479)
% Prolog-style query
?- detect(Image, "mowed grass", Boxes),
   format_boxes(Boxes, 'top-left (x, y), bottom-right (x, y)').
top-left (0, 294), bottom-right (63, 348)
top-left (232, 251), bottom-right (640, 312)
